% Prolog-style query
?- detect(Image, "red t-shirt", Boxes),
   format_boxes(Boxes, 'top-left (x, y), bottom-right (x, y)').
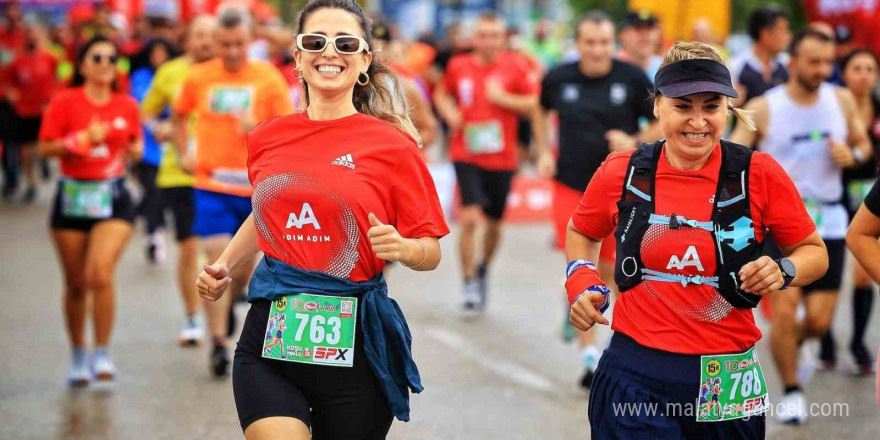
top-left (247, 112), bottom-right (450, 282)
top-left (571, 144), bottom-right (816, 354)
top-left (9, 49), bottom-right (57, 117)
top-left (39, 88), bottom-right (141, 180)
top-left (442, 52), bottom-right (540, 171)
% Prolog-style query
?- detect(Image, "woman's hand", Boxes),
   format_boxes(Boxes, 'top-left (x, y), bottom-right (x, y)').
top-left (368, 212), bottom-right (412, 263)
top-left (197, 263), bottom-right (231, 302)
top-left (738, 256), bottom-right (784, 295)
top-left (86, 116), bottom-right (110, 144)
top-left (569, 289), bottom-right (610, 331)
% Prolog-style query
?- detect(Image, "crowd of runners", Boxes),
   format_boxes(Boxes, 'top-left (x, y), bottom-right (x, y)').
top-left (2, 1), bottom-right (879, 439)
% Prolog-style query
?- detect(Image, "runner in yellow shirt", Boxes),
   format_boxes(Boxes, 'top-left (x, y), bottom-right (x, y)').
top-left (141, 15), bottom-right (216, 348)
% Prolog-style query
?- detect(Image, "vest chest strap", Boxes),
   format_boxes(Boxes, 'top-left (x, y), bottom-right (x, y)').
top-left (642, 268), bottom-right (720, 288)
top-left (647, 214), bottom-right (715, 231)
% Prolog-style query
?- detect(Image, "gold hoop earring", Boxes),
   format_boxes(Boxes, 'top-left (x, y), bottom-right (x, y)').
top-left (357, 72), bottom-right (370, 86)
top-left (292, 67), bottom-right (304, 79)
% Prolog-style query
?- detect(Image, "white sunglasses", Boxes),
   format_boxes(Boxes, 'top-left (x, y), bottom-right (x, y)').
top-left (296, 33), bottom-right (369, 54)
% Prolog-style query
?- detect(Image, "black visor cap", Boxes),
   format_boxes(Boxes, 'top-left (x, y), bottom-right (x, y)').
top-left (654, 58), bottom-right (739, 99)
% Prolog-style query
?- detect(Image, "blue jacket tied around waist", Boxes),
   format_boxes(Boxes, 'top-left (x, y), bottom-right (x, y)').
top-left (248, 256), bottom-right (423, 421)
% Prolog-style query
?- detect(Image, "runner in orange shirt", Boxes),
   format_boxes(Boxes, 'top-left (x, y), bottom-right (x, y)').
top-left (172, 6), bottom-right (292, 378)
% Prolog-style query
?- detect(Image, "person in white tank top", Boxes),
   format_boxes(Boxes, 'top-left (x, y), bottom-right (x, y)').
top-left (730, 29), bottom-right (872, 426)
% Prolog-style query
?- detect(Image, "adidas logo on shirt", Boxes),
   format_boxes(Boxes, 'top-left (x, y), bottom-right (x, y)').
top-left (331, 154), bottom-right (356, 169)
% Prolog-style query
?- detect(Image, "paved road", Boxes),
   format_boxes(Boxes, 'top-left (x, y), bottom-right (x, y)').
top-left (0, 185), bottom-right (878, 439)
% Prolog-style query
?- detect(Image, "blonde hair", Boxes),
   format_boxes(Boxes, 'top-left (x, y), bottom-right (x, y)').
top-left (295, 0), bottom-right (422, 146)
top-left (658, 41), bottom-right (756, 131)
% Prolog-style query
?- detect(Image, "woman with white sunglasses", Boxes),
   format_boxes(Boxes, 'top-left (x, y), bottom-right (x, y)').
top-left (195, 1), bottom-right (449, 439)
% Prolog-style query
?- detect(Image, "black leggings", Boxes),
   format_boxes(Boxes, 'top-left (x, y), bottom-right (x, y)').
top-left (233, 300), bottom-right (393, 439)
top-left (135, 162), bottom-right (164, 234)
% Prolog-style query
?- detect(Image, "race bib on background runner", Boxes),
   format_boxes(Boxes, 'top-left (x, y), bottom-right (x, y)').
top-left (61, 180), bottom-right (112, 219)
top-left (847, 179), bottom-right (875, 212)
top-left (263, 293), bottom-right (357, 367)
top-left (209, 86), bottom-right (253, 116)
top-left (464, 121), bottom-right (503, 155)
top-left (697, 347), bottom-right (768, 422)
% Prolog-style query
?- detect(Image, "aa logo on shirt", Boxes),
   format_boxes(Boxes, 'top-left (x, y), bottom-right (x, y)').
top-left (562, 84), bottom-right (580, 102)
top-left (275, 296), bottom-right (288, 312)
top-left (610, 83), bottom-right (627, 105)
top-left (286, 203), bottom-right (322, 230)
top-left (667, 245), bottom-right (704, 271)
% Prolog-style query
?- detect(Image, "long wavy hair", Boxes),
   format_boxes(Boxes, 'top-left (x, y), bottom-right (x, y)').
top-left (295, 0), bottom-right (421, 145)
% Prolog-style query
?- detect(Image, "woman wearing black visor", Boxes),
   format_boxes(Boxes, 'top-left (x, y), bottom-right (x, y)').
top-left (563, 41), bottom-right (828, 438)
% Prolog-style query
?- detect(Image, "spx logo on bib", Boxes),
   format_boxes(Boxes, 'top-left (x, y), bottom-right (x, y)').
top-left (667, 246), bottom-right (704, 271)
top-left (716, 216), bottom-right (755, 252)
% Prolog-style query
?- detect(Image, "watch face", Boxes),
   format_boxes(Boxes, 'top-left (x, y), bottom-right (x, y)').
top-left (780, 259), bottom-right (796, 277)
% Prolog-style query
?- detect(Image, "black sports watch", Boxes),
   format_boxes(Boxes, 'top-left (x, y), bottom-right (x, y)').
top-left (775, 258), bottom-right (796, 290)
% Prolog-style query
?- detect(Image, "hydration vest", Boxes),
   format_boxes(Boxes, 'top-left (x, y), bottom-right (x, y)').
top-left (613, 140), bottom-right (764, 308)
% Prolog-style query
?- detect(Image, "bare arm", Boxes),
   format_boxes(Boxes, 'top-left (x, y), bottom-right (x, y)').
top-left (839, 88), bottom-right (873, 163)
top-left (404, 80), bottom-right (438, 147)
top-left (532, 107), bottom-right (555, 178)
top-left (433, 85), bottom-right (462, 132)
top-left (38, 139), bottom-right (67, 158)
top-left (487, 89), bottom-right (539, 115)
top-left (564, 220), bottom-right (603, 264)
top-left (215, 214), bottom-right (262, 273)
top-left (197, 214), bottom-right (262, 301)
top-left (564, 220), bottom-right (609, 329)
top-left (777, 232), bottom-right (828, 288)
top-left (846, 205), bottom-right (880, 283)
top-left (732, 231), bottom-right (827, 296)
top-left (400, 237), bottom-right (442, 271)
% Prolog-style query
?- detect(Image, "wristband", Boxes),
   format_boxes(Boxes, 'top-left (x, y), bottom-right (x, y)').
top-left (571, 284), bottom-right (611, 312)
top-left (566, 259), bottom-right (597, 278)
top-left (63, 131), bottom-right (91, 156)
top-left (401, 238), bottom-right (428, 269)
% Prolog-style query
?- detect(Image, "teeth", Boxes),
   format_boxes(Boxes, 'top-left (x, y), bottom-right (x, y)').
top-left (318, 65), bottom-right (342, 75)
top-left (685, 133), bottom-right (707, 141)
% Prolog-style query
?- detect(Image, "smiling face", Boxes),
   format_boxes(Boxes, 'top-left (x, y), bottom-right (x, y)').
top-left (654, 92), bottom-right (728, 164)
top-left (295, 7), bottom-right (372, 103)
top-left (81, 41), bottom-right (118, 87)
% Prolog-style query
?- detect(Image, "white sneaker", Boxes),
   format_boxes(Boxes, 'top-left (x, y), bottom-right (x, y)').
top-left (92, 355), bottom-right (117, 381)
top-left (462, 279), bottom-right (482, 311)
top-left (797, 341), bottom-right (816, 384)
top-left (775, 390), bottom-right (809, 425)
top-left (178, 316), bottom-right (205, 347)
top-left (68, 362), bottom-right (92, 387)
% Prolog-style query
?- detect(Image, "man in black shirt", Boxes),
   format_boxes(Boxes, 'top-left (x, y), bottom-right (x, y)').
top-left (533, 10), bottom-right (659, 390)
top-left (847, 178), bottom-right (880, 285)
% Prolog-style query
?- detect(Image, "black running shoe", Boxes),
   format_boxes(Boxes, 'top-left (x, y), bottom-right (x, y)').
top-left (22, 186), bottom-right (36, 204)
top-left (819, 332), bottom-right (836, 370)
top-left (851, 342), bottom-right (874, 375)
top-left (579, 368), bottom-right (595, 390)
top-left (210, 345), bottom-right (230, 378)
